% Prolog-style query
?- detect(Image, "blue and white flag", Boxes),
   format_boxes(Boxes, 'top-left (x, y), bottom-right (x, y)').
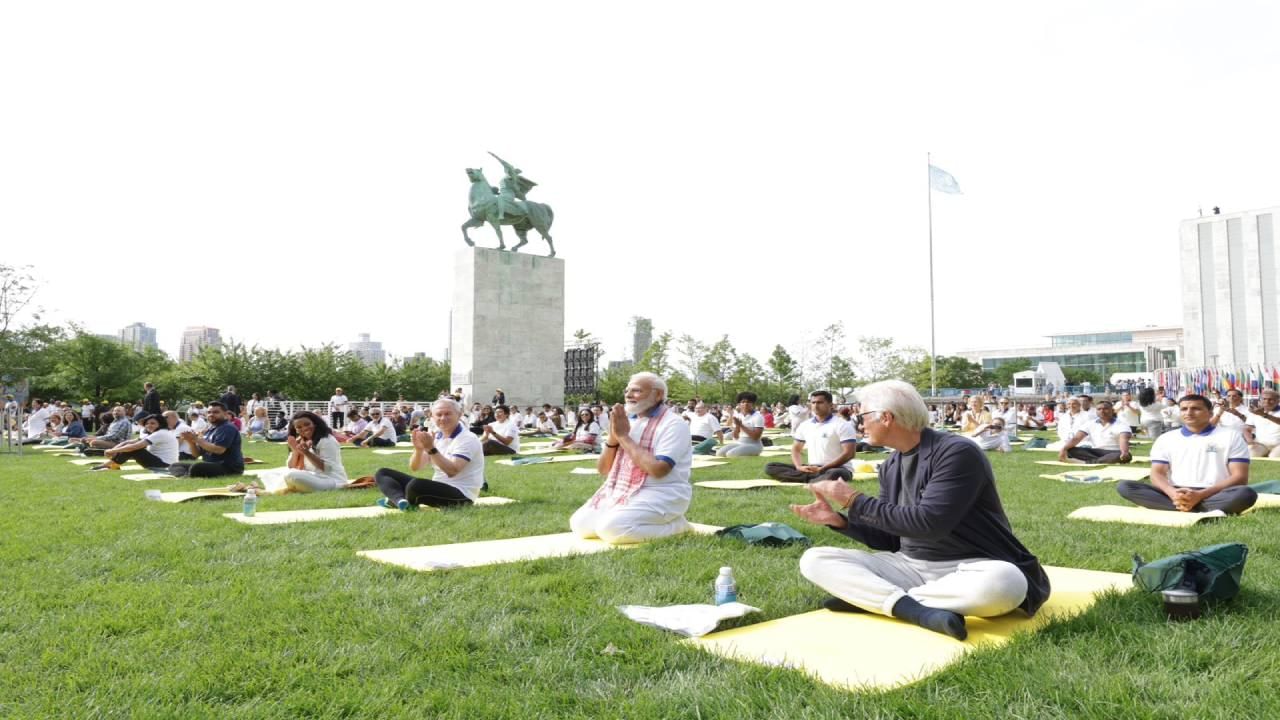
top-left (929, 164), bottom-right (962, 194)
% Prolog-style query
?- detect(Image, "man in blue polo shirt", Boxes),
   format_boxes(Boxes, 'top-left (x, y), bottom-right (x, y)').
top-left (765, 390), bottom-right (857, 482)
top-left (1116, 394), bottom-right (1257, 514)
top-left (172, 401), bottom-right (244, 478)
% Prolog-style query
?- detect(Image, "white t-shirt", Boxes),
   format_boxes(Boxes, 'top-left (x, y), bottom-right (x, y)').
top-left (1246, 410), bottom-right (1280, 447)
top-left (1078, 418), bottom-right (1132, 451)
top-left (433, 425), bottom-right (486, 500)
top-left (572, 421), bottom-right (601, 444)
top-left (1216, 407), bottom-right (1248, 429)
top-left (1116, 401), bottom-right (1140, 427)
top-left (1138, 401), bottom-right (1164, 425)
top-left (26, 406), bottom-right (52, 438)
top-left (304, 434), bottom-right (348, 482)
top-left (793, 414), bottom-right (858, 469)
top-left (732, 410), bottom-right (765, 444)
top-left (687, 412), bottom-right (721, 439)
top-left (171, 420), bottom-right (195, 456)
top-left (329, 394), bottom-right (350, 414)
top-left (1162, 402), bottom-right (1182, 428)
top-left (787, 404), bottom-right (810, 431)
top-left (1057, 411), bottom-right (1088, 443)
top-left (487, 418), bottom-right (521, 452)
top-left (143, 428), bottom-right (179, 464)
top-left (366, 417), bottom-right (397, 441)
top-left (536, 417), bottom-right (556, 433)
top-left (1150, 425), bottom-right (1250, 489)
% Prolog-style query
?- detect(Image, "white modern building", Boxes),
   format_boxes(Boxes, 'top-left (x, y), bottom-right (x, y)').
top-left (1180, 206), bottom-right (1280, 367)
top-left (179, 326), bottom-right (222, 362)
top-left (350, 333), bottom-right (386, 366)
top-left (956, 326), bottom-right (1182, 381)
top-left (118, 322), bottom-right (158, 352)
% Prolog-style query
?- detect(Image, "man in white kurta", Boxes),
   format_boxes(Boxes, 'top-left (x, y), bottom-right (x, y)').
top-left (570, 372), bottom-right (693, 545)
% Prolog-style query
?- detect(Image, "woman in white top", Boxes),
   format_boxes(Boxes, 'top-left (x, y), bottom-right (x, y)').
top-left (555, 408), bottom-right (602, 452)
top-left (1137, 387), bottom-right (1165, 439)
top-left (786, 394), bottom-right (810, 433)
top-left (253, 411), bottom-right (348, 494)
top-left (104, 414), bottom-right (178, 469)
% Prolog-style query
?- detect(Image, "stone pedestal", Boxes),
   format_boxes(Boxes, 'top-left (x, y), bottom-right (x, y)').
top-left (450, 247), bottom-right (565, 408)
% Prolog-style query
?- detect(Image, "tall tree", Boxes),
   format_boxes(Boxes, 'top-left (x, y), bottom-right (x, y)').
top-left (676, 334), bottom-right (708, 396)
top-left (903, 355), bottom-right (985, 391)
top-left (47, 334), bottom-right (142, 401)
top-left (636, 331), bottom-right (673, 377)
top-left (766, 344), bottom-right (801, 389)
top-left (699, 336), bottom-right (737, 403)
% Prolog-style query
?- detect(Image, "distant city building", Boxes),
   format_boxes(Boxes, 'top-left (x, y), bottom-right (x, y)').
top-left (350, 333), bottom-right (386, 366)
top-left (631, 317), bottom-right (653, 364)
top-left (118, 322), bottom-right (158, 352)
top-left (956, 326), bottom-right (1182, 383)
top-left (1181, 206), bottom-right (1280, 367)
top-left (179, 326), bottom-right (222, 362)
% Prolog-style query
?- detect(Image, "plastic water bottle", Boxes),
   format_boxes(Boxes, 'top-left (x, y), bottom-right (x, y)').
top-left (713, 566), bottom-right (737, 605)
top-left (242, 488), bottom-right (257, 517)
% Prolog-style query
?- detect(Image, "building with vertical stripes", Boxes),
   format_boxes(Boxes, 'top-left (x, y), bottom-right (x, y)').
top-left (1180, 206), bottom-right (1280, 367)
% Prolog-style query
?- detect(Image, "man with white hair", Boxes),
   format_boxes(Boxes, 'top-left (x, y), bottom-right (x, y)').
top-left (570, 372), bottom-right (693, 545)
top-left (791, 379), bottom-right (1050, 641)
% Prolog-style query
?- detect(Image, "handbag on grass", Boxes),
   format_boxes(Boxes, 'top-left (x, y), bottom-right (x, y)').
top-left (1132, 543), bottom-right (1248, 601)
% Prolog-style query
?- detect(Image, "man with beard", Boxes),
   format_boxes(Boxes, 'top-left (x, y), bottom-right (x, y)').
top-left (570, 372), bottom-right (693, 545)
top-left (172, 401), bottom-right (245, 478)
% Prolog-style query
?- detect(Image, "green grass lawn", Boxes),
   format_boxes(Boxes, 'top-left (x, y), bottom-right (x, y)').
top-left (2, 437), bottom-right (1278, 719)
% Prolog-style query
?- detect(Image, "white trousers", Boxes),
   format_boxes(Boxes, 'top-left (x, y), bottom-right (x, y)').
top-left (969, 433), bottom-right (1011, 453)
top-left (570, 482), bottom-right (691, 545)
top-left (715, 441), bottom-right (763, 457)
top-left (260, 469), bottom-right (343, 494)
top-left (799, 547), bottom-right (1028, 617)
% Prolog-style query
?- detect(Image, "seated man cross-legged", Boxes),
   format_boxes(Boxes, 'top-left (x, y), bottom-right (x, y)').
top-left (791, 380), bottom-right (1050, 641)
top-left (373, 398), bottom-right (485, 510)
top-left (1058, 401), bottom-right (1132, 464)
top-left (1245, 389), bottom-right (1280, 458)
top-left (1116, 394), bottom-right (1257, 515)
top-left (171, 401), bottom-right (245, 478)
top-left (715, 391), bottom-right (765, 457)
top-left (765, 390), bottom-right (857, 483)
top-left (571, 372), bottom-right (692, 545)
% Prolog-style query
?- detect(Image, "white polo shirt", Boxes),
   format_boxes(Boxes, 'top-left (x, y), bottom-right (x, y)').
top-left (687, 412), bottom-right (721, 439)
top-left (1078, 418), bottom-right (1132, 451)
top-left (143, 428), bottom-right (179, 464)
top-left (1246, 410), bottom-right (1280, 446)
top-left (1116, 401), bottom-right (1140, 427)
top-left (732, 410), bottom-right (765, 445)
top-left (1057, 411), bottom-right (1088, 444)
top-left (487, 418), bottom-right (521, 451)
top-left (433, 424), bottom-right (486, 500)
top-left (793, 414), bottom-right (857, 469)
top-left (1150, 424), bottom-right (1250, 489)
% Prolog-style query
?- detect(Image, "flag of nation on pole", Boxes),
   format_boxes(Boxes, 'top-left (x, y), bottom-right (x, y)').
top-left (929, 165), bottom-right (962, 194)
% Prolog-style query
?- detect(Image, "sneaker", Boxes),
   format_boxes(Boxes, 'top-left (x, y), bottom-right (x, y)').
top-left (376, 498), bottom-right (394, 509)
top-left (396, 499), bottom-right (417, 512)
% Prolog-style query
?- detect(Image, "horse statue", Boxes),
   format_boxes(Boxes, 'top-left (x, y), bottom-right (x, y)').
top-left (461, 153), bottom-right (556, 257)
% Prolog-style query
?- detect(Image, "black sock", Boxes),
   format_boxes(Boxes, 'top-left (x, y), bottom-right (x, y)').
top-left (821, 596), bottom-right (868, 614)
top-left (891, 596), bottom-right (967, 640)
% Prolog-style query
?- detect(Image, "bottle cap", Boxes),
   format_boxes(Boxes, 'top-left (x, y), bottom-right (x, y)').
top-left (720, 566), bottom-right (732, 574)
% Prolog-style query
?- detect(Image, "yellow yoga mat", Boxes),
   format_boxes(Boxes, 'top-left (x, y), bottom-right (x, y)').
top-left (688, 565), bottom-right (1131, 691)
top-left (359, 523), bottom-right (723, 572)
top-left (696, 479), bottom-right (805, 490)
top-left (223, 496), bottom-right (517, 525)
top-left (1034, 461), bottom-right (1106, 469)
top-left (496, 454), bottom-right (595, 466)
top-left (1067, 505), bottom-right (1226, 526)
top-left (372, 449), bottom-right (414, 455)
top-left (122, 472), bottom-right (175, 481)
top-left (158, 490), bottom-right (245, 503)
top-left (1041, 466), bottom-right (1151, 482)
top-left (68, 458), bottom-right (140, 468)
top-left (241, 467), bottom-right (287, 477)
top-left (1244, 493), bottom-right (1280, 513)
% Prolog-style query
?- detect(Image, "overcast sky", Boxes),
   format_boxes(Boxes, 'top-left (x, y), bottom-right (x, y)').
top-left (4, 1), bottom-right (1278, 365)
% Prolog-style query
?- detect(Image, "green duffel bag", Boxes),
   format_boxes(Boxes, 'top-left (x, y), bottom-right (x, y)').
top-left (1132, 543), bottom-right (1248, 601)
top-left (716, 522), bottom-right (810, 548)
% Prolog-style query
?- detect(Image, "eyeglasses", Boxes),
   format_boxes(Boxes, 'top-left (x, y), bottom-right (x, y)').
top-left (856, 410), bottom-right (882, 422)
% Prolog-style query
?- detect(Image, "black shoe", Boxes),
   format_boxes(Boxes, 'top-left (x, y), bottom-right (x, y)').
top-left (821, 596), bottom-right (867, 614)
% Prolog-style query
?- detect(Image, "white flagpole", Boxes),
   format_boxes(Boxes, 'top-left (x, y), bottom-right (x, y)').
top-left (927, 153), bottom-right (937, 398)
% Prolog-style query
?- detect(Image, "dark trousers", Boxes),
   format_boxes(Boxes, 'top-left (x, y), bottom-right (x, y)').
top-left (330, 412), bottom-right (344, 429)
top-left (763, 462), bottom-right (853, 484)
top-left (354, 436), bottom-right (396, 448)
top-left (374, 468), bottom-right (471, 508)
top-left (1116, 481), bottom-right (1257, 515)
top-left (170, 462), bottom-right (243, 478)
top-left (482, 439), bottom-right (517, 456)
top-left (113, 448), bottom-right (169, 469)
top-left (1068, 447), bottom-right (1129, 464)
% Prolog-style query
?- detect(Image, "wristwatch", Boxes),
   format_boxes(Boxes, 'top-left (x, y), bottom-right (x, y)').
top-left (428, 447), bottom-right (440, 455)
